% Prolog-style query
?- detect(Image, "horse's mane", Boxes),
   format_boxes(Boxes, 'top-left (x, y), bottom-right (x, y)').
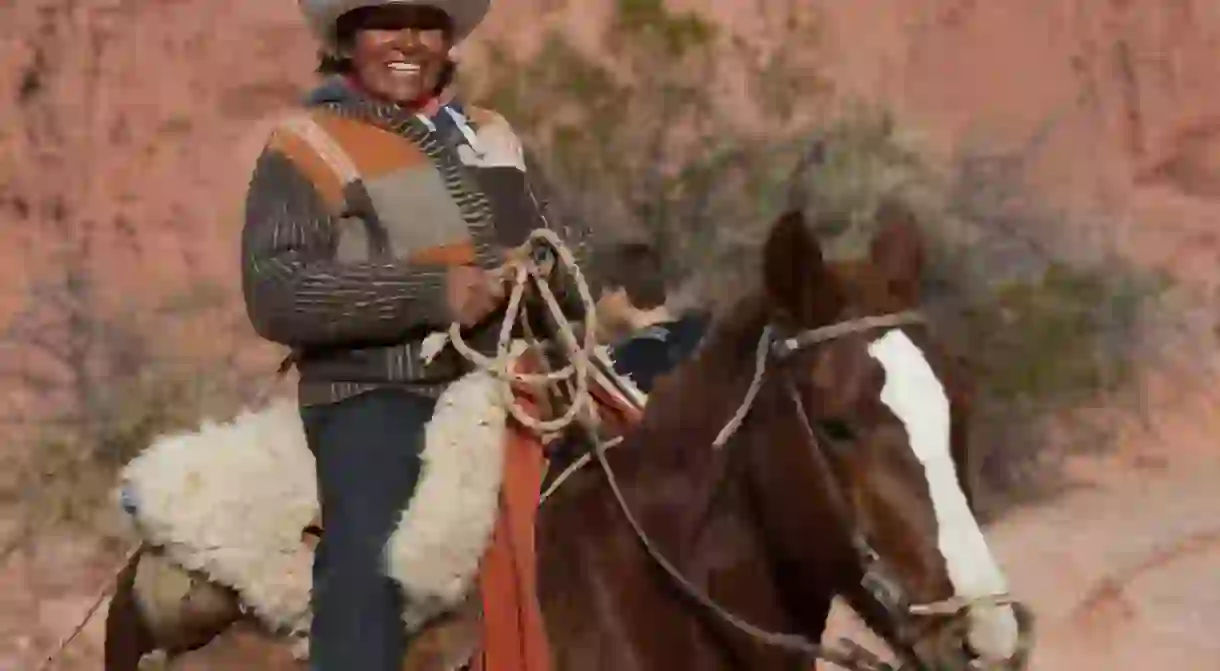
top-left (604, 288), bottom-right (774, 480)
top-left (658, 292), bottom-right (768, 405)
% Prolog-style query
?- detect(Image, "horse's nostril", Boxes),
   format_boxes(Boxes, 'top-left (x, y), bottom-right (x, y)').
top-left (964, 639), bottom-right (1026, 670)
top-left (959, 632), bottom-right (1011, 669)
top-left (961, 637), bottom-right (987, 665)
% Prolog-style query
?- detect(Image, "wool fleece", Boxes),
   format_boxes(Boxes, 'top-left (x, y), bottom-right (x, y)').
top-left (118, 369), bottom-right (508, 635)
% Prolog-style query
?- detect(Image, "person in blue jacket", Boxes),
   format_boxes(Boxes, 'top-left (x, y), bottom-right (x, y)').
top-left (595, 241), bottom-right (709, 393)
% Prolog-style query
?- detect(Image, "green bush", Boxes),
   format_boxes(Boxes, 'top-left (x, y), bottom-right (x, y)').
top-left (471, 0), bottom-right (828, 293)
top-left (962, 263), bottom-right (1146, 403)
top-left (782, 115), bottom-right (1168, 510)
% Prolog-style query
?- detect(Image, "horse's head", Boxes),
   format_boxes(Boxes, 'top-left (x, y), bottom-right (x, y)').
top-left (747, 206), bottom-right (1032, 669)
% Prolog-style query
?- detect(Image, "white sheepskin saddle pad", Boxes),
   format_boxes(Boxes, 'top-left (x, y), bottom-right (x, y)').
top-left (117, 370), bottom-right (508, 636)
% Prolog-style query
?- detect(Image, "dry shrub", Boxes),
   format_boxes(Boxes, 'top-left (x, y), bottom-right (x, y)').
top-left (479, 0), bottom-right (1166, 514)
top-left (1, 283), bottom-right (258, 560)
top-left (777, 110), bottom-right (1168, 516)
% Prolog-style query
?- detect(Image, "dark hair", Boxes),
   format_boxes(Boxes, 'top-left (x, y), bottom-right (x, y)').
top-left (316, 49), bottom-right (351, 75)
top-left (597, 241), bottom-right (668, 310)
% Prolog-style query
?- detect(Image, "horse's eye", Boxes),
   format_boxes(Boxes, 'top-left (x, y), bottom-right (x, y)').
top-left (819, 419), bottom-right (855, 442)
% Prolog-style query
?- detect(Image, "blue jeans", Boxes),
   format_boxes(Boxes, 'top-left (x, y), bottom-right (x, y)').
top-left (302, 388), bottom-right (436, 671)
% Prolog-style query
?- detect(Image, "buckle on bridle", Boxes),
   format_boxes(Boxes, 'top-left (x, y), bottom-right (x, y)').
top-left (770, 335), bottom-right (800, 360)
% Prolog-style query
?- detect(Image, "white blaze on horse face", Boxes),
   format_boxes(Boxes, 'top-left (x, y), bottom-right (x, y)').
top-left (866, 330), bottom-right (1020, 661)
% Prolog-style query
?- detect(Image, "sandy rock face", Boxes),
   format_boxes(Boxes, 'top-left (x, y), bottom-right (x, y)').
top-left (814, 0), bottom-right (1220, 287)
top-left (4, 0), bottom-right (1220, 295)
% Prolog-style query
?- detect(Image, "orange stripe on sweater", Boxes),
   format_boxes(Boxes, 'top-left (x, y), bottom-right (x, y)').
top-left (268, 128), bottom-right (346, 213)
top-left (312, 111), bottom-right (430, 179)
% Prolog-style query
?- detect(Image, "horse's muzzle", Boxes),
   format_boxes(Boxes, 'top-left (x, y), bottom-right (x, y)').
top-left (915, 601), bottom-right (1036, 671)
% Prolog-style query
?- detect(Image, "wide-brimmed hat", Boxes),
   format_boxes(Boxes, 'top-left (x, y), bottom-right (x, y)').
top-left (299, 0), bottom-right (491, 47)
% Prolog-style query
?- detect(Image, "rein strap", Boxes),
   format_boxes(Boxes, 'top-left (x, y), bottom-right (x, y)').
top-left (772, 310), bottom-right (925, 359)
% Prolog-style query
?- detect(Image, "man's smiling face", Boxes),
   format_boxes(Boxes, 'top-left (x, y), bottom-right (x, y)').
top-left (342, 5), bottom-right (453, 106)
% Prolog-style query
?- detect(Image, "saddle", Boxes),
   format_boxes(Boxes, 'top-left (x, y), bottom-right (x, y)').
top-left (126, 357), bottom-right (639, 671)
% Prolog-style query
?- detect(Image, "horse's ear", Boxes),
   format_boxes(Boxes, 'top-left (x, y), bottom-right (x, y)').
top-left (869, 200), bottom-right (924, 304)
top-left (763, 210), bottom-right (840, 324)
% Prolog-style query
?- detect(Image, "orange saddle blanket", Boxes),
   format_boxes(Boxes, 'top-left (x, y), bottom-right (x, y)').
top-left (472, 362), bottom-right (640, 671)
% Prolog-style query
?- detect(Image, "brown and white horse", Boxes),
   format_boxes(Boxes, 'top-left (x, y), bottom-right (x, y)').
top-left (535, 208), bottom-right (1032, 669)
top-left (104, 208), bottom-right (1032, 670)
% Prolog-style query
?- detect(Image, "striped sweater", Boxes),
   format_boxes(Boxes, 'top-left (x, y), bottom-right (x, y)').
top-left (241, 78), bottom-right (592, 405)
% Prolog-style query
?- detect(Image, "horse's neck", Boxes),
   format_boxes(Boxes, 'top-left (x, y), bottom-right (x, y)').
top-left (535, 457), bottom-right (798, 671)
top-left (535, 354), bottom-right (800, 669)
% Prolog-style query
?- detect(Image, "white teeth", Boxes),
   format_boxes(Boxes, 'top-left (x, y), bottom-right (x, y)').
top-left (388, 62), bottom-right (421, 73)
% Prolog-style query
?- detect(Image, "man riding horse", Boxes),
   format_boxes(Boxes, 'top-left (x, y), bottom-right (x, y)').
top-left (241, 1), bottom-right (591, 668)
top-left (110, 3), bottom-right (1037, 667)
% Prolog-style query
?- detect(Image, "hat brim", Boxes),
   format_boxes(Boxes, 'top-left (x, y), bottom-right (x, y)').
top-left (301, 0), bottom-right (491, 45)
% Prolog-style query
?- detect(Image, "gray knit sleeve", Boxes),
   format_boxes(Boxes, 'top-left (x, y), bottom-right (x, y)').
top-left (240, 147), bottom-right (451, 347)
